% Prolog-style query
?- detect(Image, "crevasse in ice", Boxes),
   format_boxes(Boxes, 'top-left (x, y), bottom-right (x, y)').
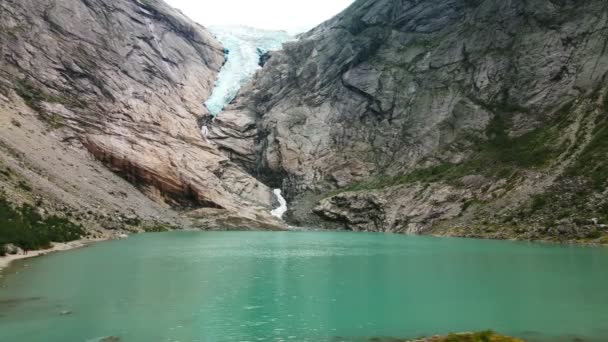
top-left (205, 26), bottom-right (292, 116)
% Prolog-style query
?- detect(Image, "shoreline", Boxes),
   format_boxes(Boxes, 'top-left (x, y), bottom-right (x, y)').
top-left (0, 237), bottom-right (108, 276)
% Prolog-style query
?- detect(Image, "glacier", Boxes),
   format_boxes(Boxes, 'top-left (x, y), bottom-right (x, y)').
top-left (205, 26), bottom-right (292, 116)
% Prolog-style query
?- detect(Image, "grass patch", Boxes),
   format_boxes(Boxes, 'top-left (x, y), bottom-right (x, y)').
top-left (0, 166), bottom-right (12, 179)
top-left (599, 203), bottom-right (608, 224)
top-left (439, 331), bottom-right (523, 342)
top-left (142, 223), bottom-right (170, 233)
top-left (333, 115), bottom-right (559, 194)
top-left (483, 115), bottom-right (560, 168)
top-left (565, 116), bottom-right (608, 190)
top-left (17, 180), bottom-right (32, 192)
top-left (0, 196), bottom-right (84, 251)
top-left (14, 79), bottom-right (86, 115)
top-left (530, 194), bottom-right (549, 212)
top-left (47, 114), bottom-right (64, 129)
top-left (15, 79), bottom-right (44, 110)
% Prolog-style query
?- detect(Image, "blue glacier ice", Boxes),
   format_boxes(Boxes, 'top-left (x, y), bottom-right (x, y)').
top-left (205, 26), bottom-right (292, 116)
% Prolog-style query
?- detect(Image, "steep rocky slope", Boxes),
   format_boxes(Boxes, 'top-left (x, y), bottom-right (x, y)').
top-left (0, 0), bottom-right (283, 238)
top-left (220, 0), bottom-right (608, 242)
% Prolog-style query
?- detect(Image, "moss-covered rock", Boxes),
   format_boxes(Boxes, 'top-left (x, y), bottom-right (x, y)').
top-left (404, 331), bottom-right (523, 342)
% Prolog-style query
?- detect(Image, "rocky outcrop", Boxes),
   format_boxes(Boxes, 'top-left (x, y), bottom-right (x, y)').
top-left (228, 0), bottom-right (608, 190)
top-left (219, 0), bottom-right (608, 240)
top-left (0, 0), bottom-right (283, 230)
top-left (314, 183), bottom-right (471, 233)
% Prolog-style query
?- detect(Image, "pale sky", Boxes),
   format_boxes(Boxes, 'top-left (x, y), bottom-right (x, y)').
top-left (164, 0), bottom-right (354, 33)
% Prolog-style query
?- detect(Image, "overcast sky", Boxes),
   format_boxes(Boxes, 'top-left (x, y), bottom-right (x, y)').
top-left (164, 0), bottom-right (354, 33)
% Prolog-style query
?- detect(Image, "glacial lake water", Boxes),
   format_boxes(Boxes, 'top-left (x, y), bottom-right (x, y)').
top-left (0, 231), bottom-right (607, 342)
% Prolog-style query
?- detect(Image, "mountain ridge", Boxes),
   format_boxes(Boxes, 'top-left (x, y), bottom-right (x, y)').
top-left (0, 0), bottom-right (607, 246)
top-left (216, 0), bottom-right (608, 243)
top-left (0, 0), bottom-right (284, 246)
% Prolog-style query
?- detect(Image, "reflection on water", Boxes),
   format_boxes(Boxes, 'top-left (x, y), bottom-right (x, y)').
top-left (0, 231), bottom-right (607, 342)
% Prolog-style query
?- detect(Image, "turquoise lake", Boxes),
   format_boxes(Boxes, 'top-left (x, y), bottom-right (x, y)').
top-left (0, 231), bottom-right (607, 341)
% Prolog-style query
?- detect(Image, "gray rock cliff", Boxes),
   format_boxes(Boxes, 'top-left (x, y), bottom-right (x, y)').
top-left (219, 0), bottom-right (608, 242)
top-left (0, 0), bottom-right (283, 231)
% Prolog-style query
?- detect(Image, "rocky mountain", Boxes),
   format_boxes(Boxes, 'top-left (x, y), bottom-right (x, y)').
top-left (1, 0), bottom-right (606, 244)
top-left (0, 0), bottom-right (283, 237)
top-left (218, 0), bottom-right (608, 242)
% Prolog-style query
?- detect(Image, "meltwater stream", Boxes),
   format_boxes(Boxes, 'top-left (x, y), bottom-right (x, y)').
top-left (271, 189), bottom-right (288, 219)
top-left (1, 231), bottom-right (608, 342)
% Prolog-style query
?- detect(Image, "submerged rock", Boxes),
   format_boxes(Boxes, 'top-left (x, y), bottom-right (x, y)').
top-left (86, 337), bottom-right (120, 342)
top-left (99, 337), bottom-right (120, 342)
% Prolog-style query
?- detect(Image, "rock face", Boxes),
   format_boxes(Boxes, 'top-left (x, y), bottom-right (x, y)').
top-left (314, 183), bottom-right (471, 233)
top-left (221, 0), bottom-right (608, 241)
top-left (228, 0), bottom-right (608, 191)
top-left (0, 0), bottom-right (283, 230)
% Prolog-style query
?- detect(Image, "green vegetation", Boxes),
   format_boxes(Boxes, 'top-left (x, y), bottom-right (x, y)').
top-left (437, 331), bottom-right (523, 342)
top-left (15, 79), bottom-right (50, 110)
top-left (14, 79), bottom-right (86, 116)
top-left (510, 109), bottom-right (608, 223)
top-left (599, 202), bottom-right (608, 224)
top-left (142, 223), bottom-right (170, 233)
top-left (47, 114), bottom-right (64, 129)
top-left (530, 194), bottom-right (548, 213)
top-left (565, 116), bottom-right (608, 190)
top-left (483, 115), bottom-right (561, 168)
top-left (0, 196), bottom-right (84, 251)
top-left (0, 165), bottom-right (12, 179)
top-left (17, 180), bottom-right (32, 192)
top-left (334, 115), bottom-right (560, 194)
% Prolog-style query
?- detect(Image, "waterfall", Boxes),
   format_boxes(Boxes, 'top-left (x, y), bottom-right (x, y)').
top-left (271, 189), bottom-right (288, 219)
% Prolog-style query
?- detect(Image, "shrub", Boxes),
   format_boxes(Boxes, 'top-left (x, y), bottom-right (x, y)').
top-left (441, 330), bottom-right (523, 342)
top-left (333, 115), bottom-right (560, 195)
top-left (566, 118), bottom-right (608, 190)
top-left (17, 180), bottom-right (32, 192)
top-left (142, 224), bottom-right (169, 233)
top-left (530, 194), bottom-right (548, 212)
top-left (0, 197), bottom-right (84, 251)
